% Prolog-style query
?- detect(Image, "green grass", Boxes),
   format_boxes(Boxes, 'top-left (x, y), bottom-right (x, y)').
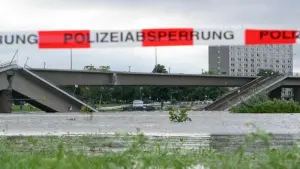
top-left (0, 128), bottom-right (300, 168)
top-left (11, 105), bottom-right (40, 112)
top-left (230, 93), bottom-right (300, 113)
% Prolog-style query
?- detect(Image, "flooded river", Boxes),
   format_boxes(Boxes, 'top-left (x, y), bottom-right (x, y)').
top-left (0, 111), bottom-right (299, 153)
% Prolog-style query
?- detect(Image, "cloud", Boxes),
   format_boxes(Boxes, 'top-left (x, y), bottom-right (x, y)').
top-left (0, 0), bottom-right (300, 74)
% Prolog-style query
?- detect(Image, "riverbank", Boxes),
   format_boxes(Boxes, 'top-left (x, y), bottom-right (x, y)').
top-left (11, 105), bottom-right (40, 112)
top-left (0, 130), bottom-right (298, 168)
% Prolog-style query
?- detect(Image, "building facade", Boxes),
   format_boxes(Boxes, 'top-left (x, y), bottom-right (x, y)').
top-left (208, 45), bottom-right (293, 97)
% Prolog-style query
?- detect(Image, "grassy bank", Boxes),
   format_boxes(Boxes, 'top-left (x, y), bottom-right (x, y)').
top-left (230, 93), bottom-right (300, 113)
top-left (11, 105), bottom-right (40, 112)
top-left (0, 128), bottom-right (299, 168)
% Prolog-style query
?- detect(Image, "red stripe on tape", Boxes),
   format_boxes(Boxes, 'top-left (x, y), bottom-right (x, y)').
top-left (38, 30), bottom-right (91, 48)
top-left (245, 29), bottom-right (296, 45)
top-left (142, 28), bottom-right (194, 47)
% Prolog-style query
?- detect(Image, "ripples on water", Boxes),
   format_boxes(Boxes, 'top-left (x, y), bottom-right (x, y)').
top-left (1, 111), bottom-right (300, 154)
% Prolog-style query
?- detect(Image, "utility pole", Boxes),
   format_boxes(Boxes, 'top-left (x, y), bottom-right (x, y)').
top-left (44, 62), bottom-right (46, 68)
top-left (128, 66), bottom-right (131, 72)
top-left (169, 67), bottom-right (171, 73)
top-left (70, 49), bottom-right (73, 70)
top-left (24, 57), bottom-right (29, 67)
top-left (155, 47), bottom-right (158, 72)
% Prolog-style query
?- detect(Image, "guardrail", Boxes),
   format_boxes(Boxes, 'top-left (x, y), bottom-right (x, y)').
top-left (0, 60), bottom-right (17, 67)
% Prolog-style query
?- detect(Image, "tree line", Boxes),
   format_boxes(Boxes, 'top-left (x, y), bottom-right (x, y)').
top-left (62, 64), bottom-right (229, 105)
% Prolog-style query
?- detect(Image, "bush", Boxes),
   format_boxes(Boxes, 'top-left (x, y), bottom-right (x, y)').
top-left (169, 108), bottom-right (192, 122)
top-left (80, 106), bottom-right (93, 113)
top-left (230, 93), bottom-right (300, 113)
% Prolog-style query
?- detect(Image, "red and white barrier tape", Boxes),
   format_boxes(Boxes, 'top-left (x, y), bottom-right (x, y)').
top-left (0, 28), bottom-right (298, 49)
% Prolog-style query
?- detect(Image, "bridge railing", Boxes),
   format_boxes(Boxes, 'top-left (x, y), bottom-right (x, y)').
top-left (0, 60), bottom-right (17, 67)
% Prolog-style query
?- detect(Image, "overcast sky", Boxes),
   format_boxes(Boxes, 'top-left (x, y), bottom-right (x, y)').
top-left (1, 0), bottom-right (300, 73)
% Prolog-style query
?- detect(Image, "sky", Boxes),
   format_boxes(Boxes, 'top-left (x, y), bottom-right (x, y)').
top-left (0, 0), bottom-right (300, 73)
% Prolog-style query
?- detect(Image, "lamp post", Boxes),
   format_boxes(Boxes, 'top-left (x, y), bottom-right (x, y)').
top-left (73, 84), bottom-right (78, 96)
top-left (155, 47), bottom-right (158, 72)
top-left (70, 49), bottom-right (73, 70)
top-left (24, 57), bottom-right (29, 67)
top-left (170, 91), bottom-right (178, 103)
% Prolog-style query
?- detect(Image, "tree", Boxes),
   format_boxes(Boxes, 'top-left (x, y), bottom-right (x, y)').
top-left (150, 64), bottom-right (170, 103)
top-left (152, 64), bottom-right (168, 73)
top-left (61, 64), bottom-right (231, 106)
top-left (81, 65), bottom-right (112, 105)
top-left (257, 69), bottom-right (280, 77)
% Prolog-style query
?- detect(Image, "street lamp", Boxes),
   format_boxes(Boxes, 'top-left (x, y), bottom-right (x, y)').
top-left (170, 91), bottom-right (178, 103)
top-left (73, 84), bottom-right (78, 96)
top-left (140, 87), bottom-right (143, 100)
top-left (24, 57), bottom-right (29, 67)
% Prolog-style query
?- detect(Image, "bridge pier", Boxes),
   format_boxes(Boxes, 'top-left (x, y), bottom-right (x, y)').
top-left (293, 88), bottom-right (300, 103)
top-left (0, 90), bottom-right (12, 113)
top-left (269, 87), bottom-right (282, 100)
top-left (0, 69), bottom-right (15, 113)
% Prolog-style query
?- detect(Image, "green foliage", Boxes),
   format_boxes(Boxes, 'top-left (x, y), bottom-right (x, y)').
top-left (230, 93), bottom-right (300, 113)
top-left (257, 69), bottom-right (280, 77)
top-left (80, 106), bottom-right (93, 114)
top-left (1, 128), bottom-right (300, 168)
top-left (62, 65), bottom-right (229, 106)
top-left (169, 108), bottom-right (192, 122)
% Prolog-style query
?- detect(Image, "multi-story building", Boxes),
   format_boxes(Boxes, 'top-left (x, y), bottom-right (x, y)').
top-left (208, 45), bottom-right (293, 97)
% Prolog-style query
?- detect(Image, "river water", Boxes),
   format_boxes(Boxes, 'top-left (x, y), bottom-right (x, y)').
top-left (0, 111), bottom-right (300, 153)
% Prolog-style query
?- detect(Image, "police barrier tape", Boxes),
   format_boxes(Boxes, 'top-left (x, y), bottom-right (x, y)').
top-left (0, 28), bottom-right (299, 49)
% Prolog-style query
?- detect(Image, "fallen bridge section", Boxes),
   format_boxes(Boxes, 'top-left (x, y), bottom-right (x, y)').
top-left (227, 75), bottom-right (288, 110)
top-left (200, 76), bottom-right (268, 111)
top-left (0, 66), bottom-right (98, 113)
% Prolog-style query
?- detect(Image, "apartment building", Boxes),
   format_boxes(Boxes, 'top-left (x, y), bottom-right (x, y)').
top-left (208, 45), bottom-right (293, 97)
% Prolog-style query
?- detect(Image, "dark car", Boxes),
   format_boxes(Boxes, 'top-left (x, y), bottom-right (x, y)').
top-left (143, 105), bottom-right (155, 111)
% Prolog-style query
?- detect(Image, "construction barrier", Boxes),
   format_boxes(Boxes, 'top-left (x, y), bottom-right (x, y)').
top-left (0, 28), bottom-right (298, 49)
